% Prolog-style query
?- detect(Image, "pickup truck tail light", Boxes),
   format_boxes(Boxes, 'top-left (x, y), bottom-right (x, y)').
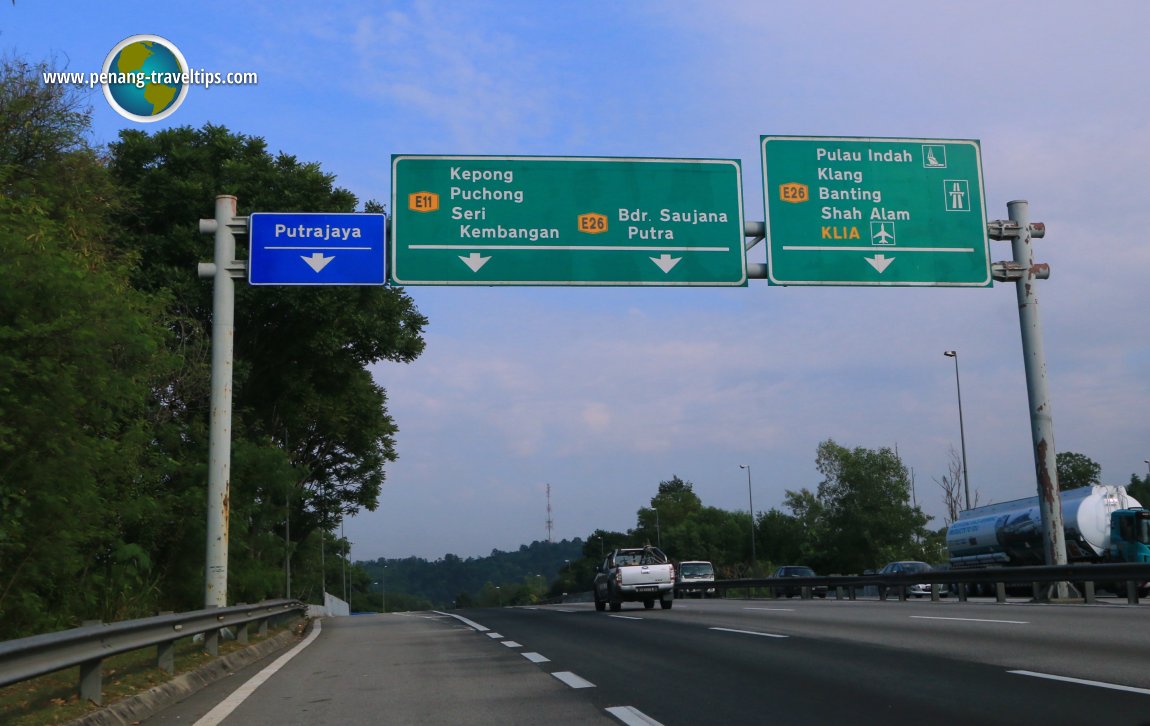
top-left (669, 565), bottom-right (675, 582)
top-left (614, 570), bottom-right (622, 585)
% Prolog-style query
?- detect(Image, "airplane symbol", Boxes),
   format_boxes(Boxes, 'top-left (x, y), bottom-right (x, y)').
top-left (872, 224), bottom-right (896, 246)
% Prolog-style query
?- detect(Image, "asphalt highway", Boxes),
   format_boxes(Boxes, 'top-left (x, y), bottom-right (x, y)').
top-left (144, 597), bottom-right (1150, 725)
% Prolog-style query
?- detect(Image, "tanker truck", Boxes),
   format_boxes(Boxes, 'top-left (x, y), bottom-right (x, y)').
top-left (946, 485), bottom-right (1150, 594)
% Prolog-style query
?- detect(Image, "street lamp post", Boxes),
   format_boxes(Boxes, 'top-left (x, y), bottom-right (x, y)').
top-left (944, 351), bottom-right (971, 510)
top-left (739, 464), bottom-right (756, 564)
top-left (374, 568), bottom-right (386, 613)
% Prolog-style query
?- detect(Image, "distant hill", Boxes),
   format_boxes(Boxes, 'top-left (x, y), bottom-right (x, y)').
top-left (355, 538), bottom-right (585, 609)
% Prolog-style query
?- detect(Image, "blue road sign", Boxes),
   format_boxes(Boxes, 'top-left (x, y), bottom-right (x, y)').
top-left (248, 212), bottom-right (386, 285)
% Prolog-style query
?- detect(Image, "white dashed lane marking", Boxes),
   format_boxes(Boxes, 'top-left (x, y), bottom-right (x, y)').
top-left (607, 705), bottom-right (665, 725)
top-left (709, 627), bottom-right (788, 639)
top-left (552, 671), bottom-right (596, 689)
top-left (744, 607), bottom-right (794, 612)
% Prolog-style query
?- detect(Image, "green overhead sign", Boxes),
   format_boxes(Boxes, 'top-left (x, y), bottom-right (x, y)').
top-left (761, 136), bottom-right (991, 287)
top-left (390, 155), bottom-right (747, 286)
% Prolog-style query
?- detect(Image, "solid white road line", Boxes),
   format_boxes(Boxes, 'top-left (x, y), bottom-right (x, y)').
top-left (435, 610), bottom-right (489, 632)
top-left (521, 652), bottom-right (550, 663)
top-left (606, 705), bottom-right (665, 725)
top-left (193, 619), bottom-right (323, 726)
top-left (552, 671), bottom-right (596, 689)
top-left (607, 614), bottom-right (643, 620)
top-left (911, 615), bottom-right (1028, 624)
top-left (709, 627), bottom-right (788, 638)
top-left (1009, 670), bottom-right (1150, 696)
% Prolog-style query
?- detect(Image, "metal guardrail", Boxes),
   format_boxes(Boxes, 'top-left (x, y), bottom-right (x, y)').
top-left (0, 599), bottom-right (306, 705)
top-left (692, 562), bottom-right (1150, 604)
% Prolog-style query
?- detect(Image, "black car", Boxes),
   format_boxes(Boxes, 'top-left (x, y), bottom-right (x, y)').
top-left (770, 565), bottom-right (828, 598)
top-left (877, 560), bottom-right (950, 598)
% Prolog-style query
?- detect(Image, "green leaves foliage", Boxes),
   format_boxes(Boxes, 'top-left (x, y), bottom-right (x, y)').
top-left (1055, 451), bottom-right (1102, 491)
top-left (614, 441), bottom-right (933, 581)
top-left (102, 122), bottom-right (429, 613)
top-left (0, 133), bottom-right (170, 635)
top-left (0, 56), bottom-right (427, 638)
top-left (808, 439), bottom-right (932, 573)
top-left (1128, 473), bottom-right (1150, 508)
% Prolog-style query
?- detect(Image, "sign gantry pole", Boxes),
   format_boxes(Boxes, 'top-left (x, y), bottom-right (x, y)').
top-left (197, 201), bottom-right (379, 627)
top-left (989, 201), bottom-right (1067, 597)
top-left (197, 196), bottom-right (248, 613)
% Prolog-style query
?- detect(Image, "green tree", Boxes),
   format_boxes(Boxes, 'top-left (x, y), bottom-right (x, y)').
top-left (649, 475), bottom-right (703, 524)
top-left (1056, 451), bottom-right (1101, 491)
top-left (1128, 472), bottom-right (1149, 508)
top-left (107, 124), bottom-right (429, 608)
top-left (807, 439), bottom-right (931, 573)
top-left (637, 476), bottom-right (701, 550)
top-left (757, 507), bottom-right (811, 569)
top-left (652, 504), bottom-right (748, 569)
top-left (0, 56), bottom-right (176, 637)
top-left (0, 55), bottom-right (91, 174)
top-left (778, 488), bottom-right (826, 568)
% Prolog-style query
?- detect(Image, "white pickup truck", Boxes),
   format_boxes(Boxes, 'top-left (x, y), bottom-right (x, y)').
top-left (593, 547), bottom-right (675, 611)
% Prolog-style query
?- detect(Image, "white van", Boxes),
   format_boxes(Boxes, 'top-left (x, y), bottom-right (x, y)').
top-left (676, 560), bottom-right (716, 598)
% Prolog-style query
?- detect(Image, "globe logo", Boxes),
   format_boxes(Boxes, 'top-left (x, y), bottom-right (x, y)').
top-left (102, 35), bottom-right (189, 122)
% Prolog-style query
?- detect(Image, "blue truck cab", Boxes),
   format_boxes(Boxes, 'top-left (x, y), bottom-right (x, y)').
top-left (1109, 509), bottom-right (1150, 563)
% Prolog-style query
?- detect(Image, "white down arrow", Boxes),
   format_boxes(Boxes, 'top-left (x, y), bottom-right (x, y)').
top-left (460, 252), bottom-right (491, 272)
top-left (865, 254), bottom-right (895, 273)
top-left (651, 254), bottom-right (682, 273)
top-left (302, 252), bottom-right (334, 273)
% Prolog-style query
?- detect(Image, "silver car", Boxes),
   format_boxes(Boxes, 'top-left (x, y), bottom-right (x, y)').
top-left (878, 561), bottom-right (949, 598)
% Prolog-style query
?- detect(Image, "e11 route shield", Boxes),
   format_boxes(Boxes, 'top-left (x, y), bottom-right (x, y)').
top-left (390, 155), bottom-right (747, 286)
top-left (249, 212), bottom-right (385, 285)
top-left (761, 136), bottom-right (991, 287)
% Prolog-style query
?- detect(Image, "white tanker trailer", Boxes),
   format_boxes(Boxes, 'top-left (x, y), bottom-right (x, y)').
top-left (946, 484), bottom-right (1149, 570)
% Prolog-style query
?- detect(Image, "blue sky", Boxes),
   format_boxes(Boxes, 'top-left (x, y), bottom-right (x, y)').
top-left (9, 1), bottom-right (1150, 562)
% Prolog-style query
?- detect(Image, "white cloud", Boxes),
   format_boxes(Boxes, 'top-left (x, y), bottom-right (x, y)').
top-left (28, 0), bottom-right (1140, 560)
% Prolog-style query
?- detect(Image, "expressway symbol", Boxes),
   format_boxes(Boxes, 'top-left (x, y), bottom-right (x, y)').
top-left (945, 180), bottom-right (971, 211)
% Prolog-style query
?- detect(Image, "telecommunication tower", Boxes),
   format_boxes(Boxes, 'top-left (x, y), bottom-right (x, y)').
top-left (546, 483), bottom-right (553, 543)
